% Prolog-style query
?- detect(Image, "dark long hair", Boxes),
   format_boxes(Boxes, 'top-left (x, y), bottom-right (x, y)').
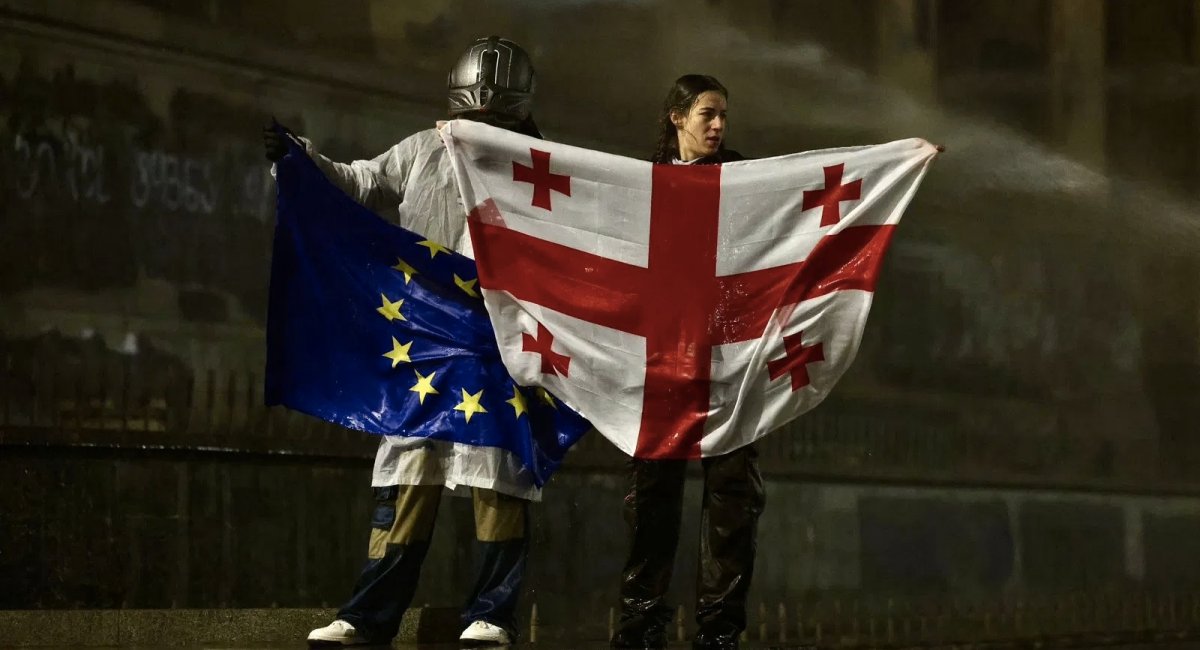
top-left (651, 74), bottom-right (728, 163)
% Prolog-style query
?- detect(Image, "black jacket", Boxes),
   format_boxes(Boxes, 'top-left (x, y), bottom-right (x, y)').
top-left (652, 147), bottom-right (747, 165)
top-left (689, 148), bottom-right (746, 164)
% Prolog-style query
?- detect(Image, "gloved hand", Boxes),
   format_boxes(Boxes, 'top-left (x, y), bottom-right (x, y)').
top-left (263, 119), bottom-right (299, 162)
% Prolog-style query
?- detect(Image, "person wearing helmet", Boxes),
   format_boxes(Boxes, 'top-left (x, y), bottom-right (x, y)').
top-left (610, 75), bottom-right (763, 650)
top-left (264, 36), bottom-right (541, 648)
top-left (447, 35), bottom-right (541, 138)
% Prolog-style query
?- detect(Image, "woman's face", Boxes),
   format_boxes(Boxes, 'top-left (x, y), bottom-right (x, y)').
top-left (672, 90), bottom-right (727, 161)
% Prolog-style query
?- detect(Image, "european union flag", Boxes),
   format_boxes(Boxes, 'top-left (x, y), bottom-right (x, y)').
top-left (264, 133), bottom-right (591, 486)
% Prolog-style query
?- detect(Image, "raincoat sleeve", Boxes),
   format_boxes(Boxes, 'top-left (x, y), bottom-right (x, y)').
top-left (296, 136), bottom-right (415, 216)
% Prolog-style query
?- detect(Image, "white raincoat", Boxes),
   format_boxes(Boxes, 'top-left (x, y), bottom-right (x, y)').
top-left (298, 129), bottom-right (541, 501)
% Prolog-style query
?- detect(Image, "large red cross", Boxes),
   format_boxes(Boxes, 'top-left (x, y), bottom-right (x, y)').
top-left (513, 148), bottom-right (571, 211)
top-left (802, 163), bottom-right (862, 227)
top-left (522, 322), bottom-right (571, 377)
top-left (470, 160), bottom-right (892, 459)
top-left (766, 332), bottom-right (825, 391)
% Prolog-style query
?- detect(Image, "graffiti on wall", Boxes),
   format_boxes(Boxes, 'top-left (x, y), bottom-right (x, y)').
top-left (0, 62), bottom-right (283, 316)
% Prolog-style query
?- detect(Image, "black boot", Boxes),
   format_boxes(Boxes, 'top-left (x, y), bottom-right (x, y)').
top-left (613, 458), bottom-right (687, 649)
top-left (691, 448), bottom-right (764, 650)
top-left (611, 622), bottom-right (669, 649)
top-left (692, 623), bottom-right (740, 650)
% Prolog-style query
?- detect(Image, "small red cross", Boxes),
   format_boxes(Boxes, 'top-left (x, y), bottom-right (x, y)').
top-left (802, 163), bottom-right (861, 227)
top-left (513, 148), bottom-right (571, 211)
top-left (766, 331), bottom-right (825, 391)
top-left (522, 322), bottom-right (571, 377)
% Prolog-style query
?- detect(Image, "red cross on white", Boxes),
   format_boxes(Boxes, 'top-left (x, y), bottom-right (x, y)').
top-left (767, 332), bottom-right (825, 391)
top-left (441, 121), bottom-right (939, 459)
top-left (522, 322), bottom-right (571, 377)
top-left (513, 148), bottom-right (571, 210)
top-left (802, 163), bottom-right (862, 227)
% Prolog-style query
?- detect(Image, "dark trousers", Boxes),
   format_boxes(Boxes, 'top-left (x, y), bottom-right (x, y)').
top-left (615, 446), bottom-right (765, 643)
top-left (336, 484), bottom-right (529, 642)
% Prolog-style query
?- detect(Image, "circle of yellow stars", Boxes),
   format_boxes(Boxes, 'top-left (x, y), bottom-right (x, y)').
top-left (374, 240), bottom-right (503, 425)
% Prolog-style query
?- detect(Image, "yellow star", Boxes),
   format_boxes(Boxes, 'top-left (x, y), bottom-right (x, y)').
top-left (454, 274), bottom-right (479, 298)
top-left (505, 386), bottom-right (527, 418)
top-left (536, 387), bottom-right (557, 409)
top-left (382, 337), bottom-right (412, 368)
top-left (391, 258), bottom-right (419, 284)
top-left (454, 388), bottom-right (488, 423)
top-left (376, 294), bottom-right (406, 322)
top-left (417, 239), bottom-right (450, 258)
top-left (409, 369), bottom-right (439, 404)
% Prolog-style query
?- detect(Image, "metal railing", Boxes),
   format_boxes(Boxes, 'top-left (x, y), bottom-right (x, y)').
top-left (573, 589), bottom-right (1200, 646)
top-left (0, 351), bottom-right (372, 458)
top-left (1, 352), bottom-right (1196, 493)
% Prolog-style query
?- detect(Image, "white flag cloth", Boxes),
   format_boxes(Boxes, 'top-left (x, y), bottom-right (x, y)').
top-left (441, 120), bottom-right (938, 460)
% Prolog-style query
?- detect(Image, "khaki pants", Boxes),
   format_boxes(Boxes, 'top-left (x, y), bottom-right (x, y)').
top-left (368, 485), bottom-right (527, 558)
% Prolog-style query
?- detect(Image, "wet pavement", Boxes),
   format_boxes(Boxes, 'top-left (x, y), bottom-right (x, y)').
top-left (24, 642), bottom-right (1200, 650)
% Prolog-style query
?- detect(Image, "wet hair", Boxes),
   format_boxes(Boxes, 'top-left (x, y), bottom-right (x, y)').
top-left (651, 74), bottom-right (728, 163)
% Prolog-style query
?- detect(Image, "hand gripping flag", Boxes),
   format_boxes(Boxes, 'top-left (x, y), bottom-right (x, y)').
top-left (264, 133), bottom-right (592, 486)
top-left (441, 120), bottom-right (938, 460)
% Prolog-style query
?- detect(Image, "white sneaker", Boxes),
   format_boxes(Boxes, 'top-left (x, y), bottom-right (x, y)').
top-left (307, 619), bottom-right (369, 646)
top-left (459, 620), bottom-right (512, 646)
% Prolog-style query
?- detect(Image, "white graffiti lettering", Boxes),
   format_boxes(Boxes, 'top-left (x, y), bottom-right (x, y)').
top-left (12, 131), bottom-right (112, 204)
top-left (131, 149), bottom-right (218, 215)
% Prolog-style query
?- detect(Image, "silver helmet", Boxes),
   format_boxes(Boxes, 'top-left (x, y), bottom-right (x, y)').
top-left (447, 36), bottom-right (535, 120)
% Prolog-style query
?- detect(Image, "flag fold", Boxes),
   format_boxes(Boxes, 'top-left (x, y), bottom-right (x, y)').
top-left (265, 133), bottom-right (592, 485)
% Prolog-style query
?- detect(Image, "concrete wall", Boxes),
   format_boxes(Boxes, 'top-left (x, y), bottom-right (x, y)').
top-left (7, 447), bottom-right (1200, 641)
top-left (4, 0), bottom-right (1196, 480)
top-left (5, 0), bottom-right (1200, 632)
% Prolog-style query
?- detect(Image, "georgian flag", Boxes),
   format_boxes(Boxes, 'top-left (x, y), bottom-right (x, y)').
top-left (441, 120), bottom-right (938, 460)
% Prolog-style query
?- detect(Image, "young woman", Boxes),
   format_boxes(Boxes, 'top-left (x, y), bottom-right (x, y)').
top-left (612, 74), bottom-right (765, 650)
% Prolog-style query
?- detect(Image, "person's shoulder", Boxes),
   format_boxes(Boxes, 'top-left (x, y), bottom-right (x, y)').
top-left (401, 128), bottom-right (443, 148)
top-left (690, 149), bottom-right (750, 165)
top-left (718, 148), bottom-right (749, 162)
top-left (378, 128), bottom-right (442, 160)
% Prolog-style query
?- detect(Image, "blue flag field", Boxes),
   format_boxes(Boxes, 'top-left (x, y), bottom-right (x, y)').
top-left (264, 134), bottom-right (591, 485)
